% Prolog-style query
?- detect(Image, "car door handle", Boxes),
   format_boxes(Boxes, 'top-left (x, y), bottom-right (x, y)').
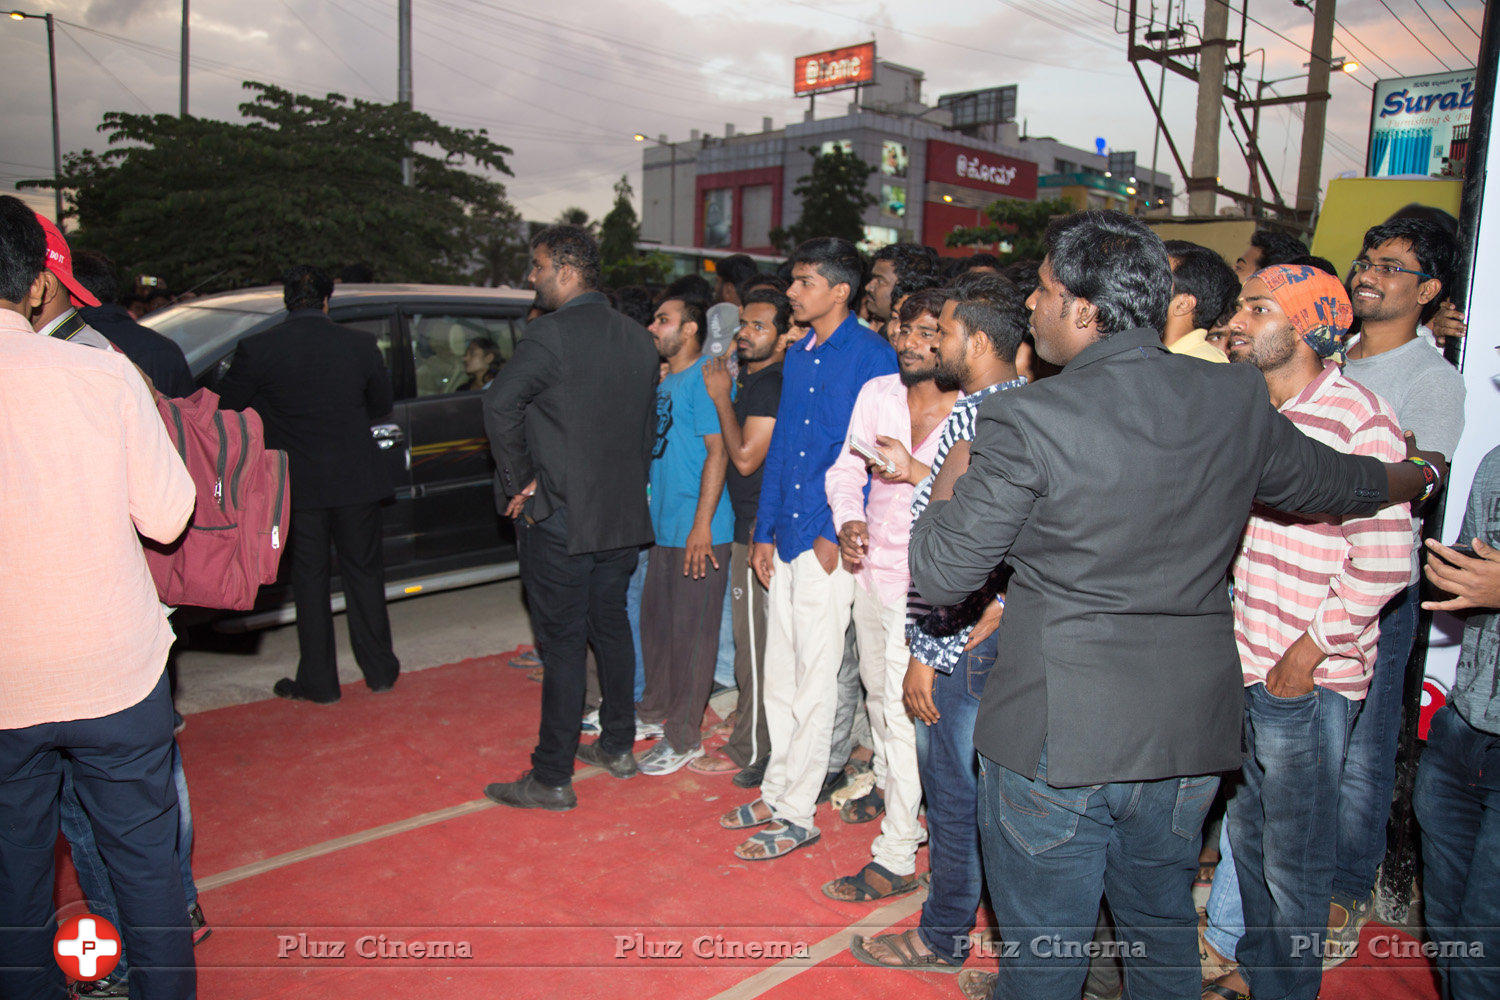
top-left (371, 423), bottom-right (405, 450)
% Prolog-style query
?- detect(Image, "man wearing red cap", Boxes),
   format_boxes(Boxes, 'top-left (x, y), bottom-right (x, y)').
top-left (1201, 264), bottom-right (1418, 1000)
top-left (27, 212), bottom-right (112, 351)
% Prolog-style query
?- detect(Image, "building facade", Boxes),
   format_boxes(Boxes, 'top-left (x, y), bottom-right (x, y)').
top-left (640, 61), bottom-right (1173, 257)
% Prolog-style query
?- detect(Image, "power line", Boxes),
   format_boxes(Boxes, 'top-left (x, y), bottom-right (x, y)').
top-left (54, 25), bottom-right (155, 114)
top-left (1439, 0), bottom-right (1482, 40)
top-left (780, 0), bottom-right (1128, 76)
top-left (1333, 19), bottom-right (1408, 78)
top-left (277, 0), bottom-right (384, 96)
top-left (1372, 0), bottom-right (1454, 69)
top-left (1408, 0), bottom-right (1476, 64)
top-left (992, 0), bottom-right (1123, 51)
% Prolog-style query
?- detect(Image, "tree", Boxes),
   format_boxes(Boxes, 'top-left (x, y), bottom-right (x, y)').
top-left (554, 206), bottom-right (597, 235)
top-left (26, 81), bottom-right (516, 292)
top-left (770, 146), bottom-right (876, 251)
top-left (596, 175), bottom-right (670, 287)
top-left (943, 197), bottom-right (1073, 262)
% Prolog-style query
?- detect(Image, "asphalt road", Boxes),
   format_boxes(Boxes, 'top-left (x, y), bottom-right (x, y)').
top-left (171, 579), bottom-right (533, 715)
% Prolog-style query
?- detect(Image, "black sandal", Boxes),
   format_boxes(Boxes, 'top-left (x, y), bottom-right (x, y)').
top-left (839, 787), bottom-right (885, 824)
top-left (821, 861), bottom-right (921, 901)
top-left (849, 928), bottom-right (962, 972)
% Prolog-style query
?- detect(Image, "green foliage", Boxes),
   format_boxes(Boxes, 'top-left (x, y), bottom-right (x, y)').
top-left (770, 147), bottom-right (876, 251)
top-left (26, 81), bottom-right (517, 292)
top-left (943, 197), bottom-right (1073, 261)
top-left (554, 206), bottom-right (596, 234)
top-left (596, 175), bottom-right (669, 286)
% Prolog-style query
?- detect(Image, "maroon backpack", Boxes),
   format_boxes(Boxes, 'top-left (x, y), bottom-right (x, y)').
top-left (143, 388), bottom-right (290, 610)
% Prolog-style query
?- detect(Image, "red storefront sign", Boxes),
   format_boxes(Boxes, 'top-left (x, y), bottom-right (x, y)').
top-left (925, 139), bottom-right (1037, 200)
top-left (921, 201), bottom-right (996, 259)
top-left (794, 43), bottom-right (876, 96)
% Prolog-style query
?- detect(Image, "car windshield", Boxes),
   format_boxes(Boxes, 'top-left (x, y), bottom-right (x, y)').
top-left (144, 302), bottom-right (281, 374)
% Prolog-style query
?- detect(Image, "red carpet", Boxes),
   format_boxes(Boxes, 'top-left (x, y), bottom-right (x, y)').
top-left (59, 647), bottom-right (1443, 999)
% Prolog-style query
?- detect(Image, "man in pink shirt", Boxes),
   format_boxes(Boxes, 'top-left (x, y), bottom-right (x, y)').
top-left (1201, 264), bottom-right (1415, 1000)
top-left (823, 288), bottom-right (956, 900)
top-left (0, 196), bottom-right (197, 1000)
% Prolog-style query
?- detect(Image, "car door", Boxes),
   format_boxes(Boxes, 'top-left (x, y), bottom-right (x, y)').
top-left (327, 305), bottom-right (416, 575)
top-left (399, 305), bottom-right (520, 568)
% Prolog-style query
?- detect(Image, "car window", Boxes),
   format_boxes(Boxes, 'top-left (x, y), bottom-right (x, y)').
top-left (143, 305), bottom-right (277, 375)
top-left (408, 313), bottom-right (518, 397)
top-left (337, 314), bottom-right (396, 373)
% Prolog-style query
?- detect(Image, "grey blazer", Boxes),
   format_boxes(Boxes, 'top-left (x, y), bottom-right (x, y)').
top-left (909, 327), bottom-right (1388, 787)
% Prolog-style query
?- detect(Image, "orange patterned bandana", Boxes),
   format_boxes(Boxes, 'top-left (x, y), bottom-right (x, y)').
top-left (1254, 264), bottom-right (1353, 362)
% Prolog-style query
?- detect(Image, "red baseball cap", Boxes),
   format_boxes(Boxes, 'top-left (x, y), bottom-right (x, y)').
top-left (34, 212), bottom-right (100, 308)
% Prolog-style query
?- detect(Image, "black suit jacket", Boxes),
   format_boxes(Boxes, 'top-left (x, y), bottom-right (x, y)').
top-left (80, 304), bottom-right (194, 398)
top-left (909, 327), bottom-right (1389, 788)
top-left (217, 309), bottom-right (394, 510)
top-left (483, 291), bottom-right (657, 555)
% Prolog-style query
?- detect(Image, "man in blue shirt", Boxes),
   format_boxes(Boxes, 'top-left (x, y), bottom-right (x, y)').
top-left (636, 295), bottom-right (735, 776)
top-left (721, 237), bottom-right (897, 860)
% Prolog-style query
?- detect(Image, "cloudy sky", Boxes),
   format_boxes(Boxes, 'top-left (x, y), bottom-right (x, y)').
top-left (0, 0), bottom-right (1485, 226)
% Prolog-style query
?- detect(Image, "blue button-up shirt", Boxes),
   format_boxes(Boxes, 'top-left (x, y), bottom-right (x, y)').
top-left (752, 311), bottom-right (897, 561)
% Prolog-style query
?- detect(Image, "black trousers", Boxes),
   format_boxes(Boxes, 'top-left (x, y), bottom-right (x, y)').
top-left (638, 544), bottom-right (731, 754)
top-left (290, 502), bottom-right (400, 701)
top-left (517, 507), bottom-right (638, 786)
top-left (0, 672), bottom-right (195, 1000)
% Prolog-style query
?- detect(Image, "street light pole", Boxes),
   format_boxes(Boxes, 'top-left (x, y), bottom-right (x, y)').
top-left (9, 10), bottom-right (65, 223)
top-left (634, 132), bottom-right (679, 244)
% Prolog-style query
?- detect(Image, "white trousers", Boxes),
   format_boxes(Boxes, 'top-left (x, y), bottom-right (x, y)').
top-left (851, 579), bottom-right (925, 875)
top-left (759, 549), bottom-right (855, 833)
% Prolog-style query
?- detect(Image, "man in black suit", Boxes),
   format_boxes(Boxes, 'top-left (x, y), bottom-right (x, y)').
top-left (218, 264), bottom-right (399, 704)
top-left (907, 211), bottom-right (1443, 1000)
top-left (71, 250), bottom-right (194, 398)
top-left (482, 225), bottom-right (658, 810)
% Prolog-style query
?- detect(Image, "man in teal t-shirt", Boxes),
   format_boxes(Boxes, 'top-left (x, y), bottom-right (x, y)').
top-left (637, 295), bottom-right (734, 775)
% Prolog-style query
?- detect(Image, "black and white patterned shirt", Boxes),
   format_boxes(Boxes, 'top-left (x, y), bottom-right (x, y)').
top-left (906, 376), bottom-right (1027, 674)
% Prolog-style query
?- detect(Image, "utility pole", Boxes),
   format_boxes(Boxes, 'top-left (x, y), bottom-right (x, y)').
top-left (179, 0), bottom-right (189, 116)
top-left (43, 13), bottom-right (62, 224)
top-left (398, 0), bottom-right (413, 187)
top-left (1188, 0), bottom-right (1230, 216)
top-left (1295, 0), bottom-right (1337, 220)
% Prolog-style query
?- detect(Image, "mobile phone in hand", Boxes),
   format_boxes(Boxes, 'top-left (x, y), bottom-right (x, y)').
top-left (1447, 543), bottom-right (1476, 559)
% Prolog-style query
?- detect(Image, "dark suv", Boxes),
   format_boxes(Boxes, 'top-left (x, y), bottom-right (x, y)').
top-left (145, 283), bottom-right (533, 625)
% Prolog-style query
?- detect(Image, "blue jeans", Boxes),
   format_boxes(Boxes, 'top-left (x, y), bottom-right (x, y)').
top-left (626, 546), bottom-right (649, 702)
top-left (913, 632), bottom-right (995, 964)
top-left (1413, 705), bottom-right (1500, 1000)
top-left (1333, 582), bottom-right (1420, 901)
top-left (1229, 683), bottom-right (1357, 1000)
top-left (713, 572), bottom-right (736, 689)
top-left (1203, 821), bottom-right (1245, 960)
top-left (977, 745), bottom-right (1217, 1000)
top-left (59, 739), bottom-right (199, 982)
top-left (0, 671), bottom-right (195, 1000)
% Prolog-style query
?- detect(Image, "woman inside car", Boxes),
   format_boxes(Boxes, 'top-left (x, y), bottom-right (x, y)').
top-left (457, 337), bottom-right (501, 392)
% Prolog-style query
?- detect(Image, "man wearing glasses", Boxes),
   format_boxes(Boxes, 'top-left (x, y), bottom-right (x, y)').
top-left (1325, 215), bottom-right (1467, 957)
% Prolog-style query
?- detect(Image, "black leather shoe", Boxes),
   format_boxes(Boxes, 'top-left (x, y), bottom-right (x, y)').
top-left (272, 678), bottom-right (339, 704)
top-left (576, 741), bottom-right (638, 779)
top-left (483, 772), bottom-right (577, 811)
top-left (732, 755), bottom-right (767, 789)
top-left (368, 678), bottom-right (396, 693)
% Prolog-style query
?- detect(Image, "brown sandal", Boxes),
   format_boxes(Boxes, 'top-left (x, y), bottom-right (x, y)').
top-left (849, 928), bottom-right (962, 972)
top-left (822, 861), bottom-right (921, 902)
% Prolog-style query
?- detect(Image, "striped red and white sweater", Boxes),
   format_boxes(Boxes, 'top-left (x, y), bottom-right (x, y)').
top-left (1231, 363), bottom-right (1415, 700)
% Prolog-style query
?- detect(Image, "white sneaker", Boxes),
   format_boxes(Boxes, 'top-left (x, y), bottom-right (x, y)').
top-left (581, 709), bottom-right (600, 734)
top-left (634, 720), bottom-right (664, 740)
top-left (637, 739), bottom-right (705, 775)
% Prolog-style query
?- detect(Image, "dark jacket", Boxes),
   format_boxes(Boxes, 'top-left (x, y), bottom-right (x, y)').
top-left (483, 291), bottom-right (657, 555)
top-left (217, 309), bottom-right (393, 510)
top-left (79, 304), bottom-right (194, 398)
top-left (909, 327), bottom-right (1389, 788)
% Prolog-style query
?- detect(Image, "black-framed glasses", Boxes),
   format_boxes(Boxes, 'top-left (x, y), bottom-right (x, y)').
top-left (1351, 258), bottom-right (1433, 281)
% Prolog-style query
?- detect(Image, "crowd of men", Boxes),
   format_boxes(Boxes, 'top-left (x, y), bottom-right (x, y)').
top-left (2, 188), bottom-right (1498, 1000)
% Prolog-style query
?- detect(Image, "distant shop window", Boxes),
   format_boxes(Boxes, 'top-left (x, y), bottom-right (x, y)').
top-left (881, 140), bottom-right (909, 177)
top-left (409, 313), bottom-right (518, 397)
top-left (819, 139), bottom-right (854, 157)
top-left (741, 185), bottom-right (773, 248)
top-left (703, 189), bottom-right (733, 248)
top-left (859, 225), bottom-right (899, 253)
top-left (882, 184), bottom-right (907, 218)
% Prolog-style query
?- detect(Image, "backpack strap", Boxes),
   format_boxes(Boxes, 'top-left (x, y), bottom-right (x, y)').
top-left (50, 312), bottom-right (87, 342)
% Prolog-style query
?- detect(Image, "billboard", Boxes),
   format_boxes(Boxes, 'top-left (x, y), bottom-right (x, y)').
top-left (794, 43), bottom-right (876, 96)
top-left (1367, 70), bottom-right (1477, 178)
top-left (925, 139), bottom-right (1038, 200)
